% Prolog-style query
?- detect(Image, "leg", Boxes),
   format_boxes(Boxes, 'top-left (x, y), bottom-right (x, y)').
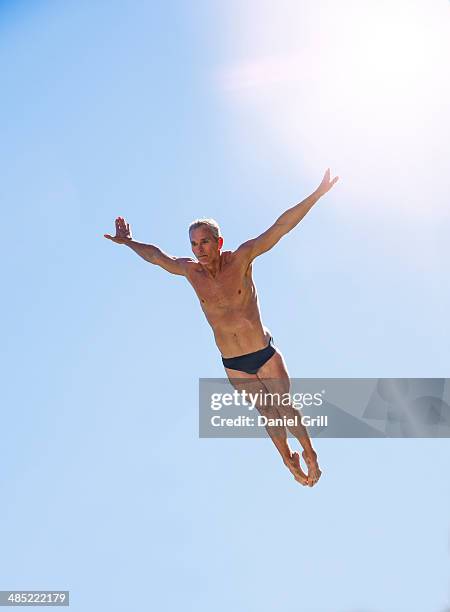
top-left (257, 349), bottom-right (322, 487)
top-left (224, 367), bottom-right (308, 486)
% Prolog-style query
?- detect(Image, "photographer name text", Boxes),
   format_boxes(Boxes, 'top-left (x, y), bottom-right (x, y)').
top-left (211, 415), bottom-right (328, 428)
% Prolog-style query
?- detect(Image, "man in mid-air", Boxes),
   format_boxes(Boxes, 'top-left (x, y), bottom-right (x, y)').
top-left (105, 168), bottom-right (339, 486)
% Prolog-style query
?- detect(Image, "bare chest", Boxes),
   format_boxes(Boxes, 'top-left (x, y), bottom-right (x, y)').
top-left (187, 261), bottom-right (253, 310)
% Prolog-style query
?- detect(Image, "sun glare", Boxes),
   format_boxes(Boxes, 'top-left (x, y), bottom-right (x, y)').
top-left (218, 0), bottom-right (450, 220)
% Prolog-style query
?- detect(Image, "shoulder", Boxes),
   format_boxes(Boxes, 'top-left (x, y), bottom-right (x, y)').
top-left (229, 241), bottom-right (255, 268)
top-left (220, 249), bottom-right (244, 268)
top-left (150, 252), bottom-right (198, 277)
top-left (176, 257), bottom-right (199, 276)
top-left (221, 250), bottom-right (234, 264)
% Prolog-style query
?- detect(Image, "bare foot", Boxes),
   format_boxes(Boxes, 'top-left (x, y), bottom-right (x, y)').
top-left (302, 450), bottom-right (322, 487)
top-left (284, 451), bottom-right (308, 486)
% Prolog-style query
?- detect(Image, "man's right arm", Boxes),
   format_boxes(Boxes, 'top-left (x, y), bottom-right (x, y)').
top-left (125, 241), bottom-right (193, 276)
top-left (104, 216), bottom-right (193, 276)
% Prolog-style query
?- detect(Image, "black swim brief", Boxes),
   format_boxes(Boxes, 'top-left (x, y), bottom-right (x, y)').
top-left (221, 337), bottom-right (276, 375)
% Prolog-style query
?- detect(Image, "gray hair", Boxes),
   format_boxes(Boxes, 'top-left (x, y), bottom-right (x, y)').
top-left (188, 218), bottom-right (221, 241)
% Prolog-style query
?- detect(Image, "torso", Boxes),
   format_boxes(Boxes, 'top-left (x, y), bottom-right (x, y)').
top-left (184, 250), bottom-right (270, 357)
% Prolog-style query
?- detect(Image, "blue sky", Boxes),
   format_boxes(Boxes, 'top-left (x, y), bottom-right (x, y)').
top-left (1, 1), bottom-right (449, 611)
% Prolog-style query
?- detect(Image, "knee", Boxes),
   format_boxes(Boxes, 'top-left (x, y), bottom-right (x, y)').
top-left (275, 403), bottom-right (299, 419)
top-left (256, 404), bottom-right (279, 419)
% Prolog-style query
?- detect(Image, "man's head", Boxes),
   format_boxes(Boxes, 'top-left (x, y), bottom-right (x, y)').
top-left (188, 218), bottom-right (223, 264)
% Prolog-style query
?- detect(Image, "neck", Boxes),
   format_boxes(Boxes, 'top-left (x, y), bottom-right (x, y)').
top-left (202, 252), bottom-right (222, 277)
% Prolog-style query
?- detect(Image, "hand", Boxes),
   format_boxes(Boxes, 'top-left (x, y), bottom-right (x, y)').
top-left (315, 168), bottom-right (339, 197)
top-left (104, 217), bottom-right (132, 244)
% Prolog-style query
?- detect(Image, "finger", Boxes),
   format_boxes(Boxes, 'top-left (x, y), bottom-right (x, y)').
top-left (104, 234), bottom-right (112, 239)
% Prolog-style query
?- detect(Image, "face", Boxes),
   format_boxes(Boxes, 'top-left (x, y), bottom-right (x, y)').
top-left (189, 226), bottom-right (223, 264)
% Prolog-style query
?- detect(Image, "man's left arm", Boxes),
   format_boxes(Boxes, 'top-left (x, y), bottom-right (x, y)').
top-left (237, 168), bottom-right (339, 262)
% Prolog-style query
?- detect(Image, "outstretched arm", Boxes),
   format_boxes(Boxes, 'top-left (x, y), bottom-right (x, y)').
top-left (236, 168), bottom-right (339, 262)
top-left (104, 216), bottom-right (193, 276)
